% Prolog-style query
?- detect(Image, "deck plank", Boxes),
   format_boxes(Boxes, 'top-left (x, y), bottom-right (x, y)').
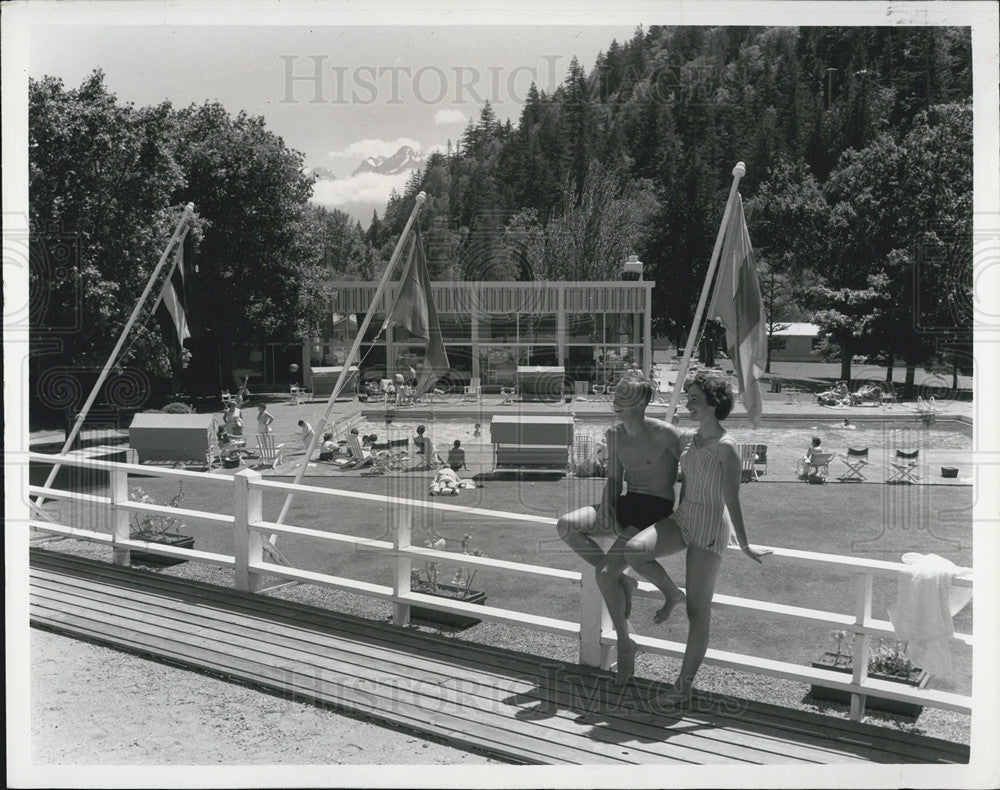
top-left (31, 574), bottom-right (890, 765)
top-left (29, 549), bottom-right (969, 765)
top-left (31, 556), bottom-right (967, 764)
top-left (31, 583), bottom-right (817, 765)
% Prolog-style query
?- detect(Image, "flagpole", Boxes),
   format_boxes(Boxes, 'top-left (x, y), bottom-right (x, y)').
top-left (664, 163), bottom-right (745, 423)
top-left (269, 192), bottom-right (427, 536)
top-left (33, 204), bottom-right (195, 511)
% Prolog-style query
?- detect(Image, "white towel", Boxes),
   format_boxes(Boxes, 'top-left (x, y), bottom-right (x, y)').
top-left (887, 552), bottom-right (973, 677)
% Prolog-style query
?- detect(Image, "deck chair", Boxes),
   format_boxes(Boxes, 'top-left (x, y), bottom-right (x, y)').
top-left (463, 377), bottom-right (482, 402)
top-left (888, 449), bottom-right (920, 484)
top-left (289, 384), bottom-right (304, 405)
top-left (338, 435), bottom-right (375, 469)
top-left (784, 387), bottom-right (800, 405)
top-left (395, 385), bottom-right (415, 406)
top-left (838, 447), bottom-right (869, 482)
top-left (751, 444), bottom-right (768, 477)
top-left (255, 434), bottom-right (285, 469)
top-left (499, 386), bottom-right (517, 405)
top-left (739, 445), bottom-right (760, 482)
top-left (803, 451), bottom-right (835, 481)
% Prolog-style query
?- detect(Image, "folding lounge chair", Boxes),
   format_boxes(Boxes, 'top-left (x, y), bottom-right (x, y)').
top-left (888, 449), bottom-right (920, 483)
top-left (784, 387), bottom-right (801, 405)
top-left (838, 446), bottom-right (869, 482)
top-left (499, 386), bottom-right (517, 405)
top-left (802, 451), bottom-right (835, 482)
top-left (739, 444), bottom-right (760, 482)
top-left (336, 435), bottom-right (375, 469)
top-left (751, 444), bottom-right (768, 477)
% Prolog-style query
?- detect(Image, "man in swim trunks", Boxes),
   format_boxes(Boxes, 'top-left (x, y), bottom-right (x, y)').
top-left (556, 372), bottom-right (682, 685)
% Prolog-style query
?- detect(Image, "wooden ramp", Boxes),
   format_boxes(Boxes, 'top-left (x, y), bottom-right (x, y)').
top-left (29, 548), bottom-right (969, 766)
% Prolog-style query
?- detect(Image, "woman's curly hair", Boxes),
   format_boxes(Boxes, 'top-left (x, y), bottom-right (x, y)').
top-left (687, 370), bottom-right (734, 419)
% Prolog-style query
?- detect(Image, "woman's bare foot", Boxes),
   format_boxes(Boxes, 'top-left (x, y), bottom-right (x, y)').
top-left (653, 589), bottom-right (686, 624)
top-left (620, 575), bottom-right (638, 620)
top-left (615, 638), bottom-right (637, 687)
top-left (651, 684), bottom-right (692, 709)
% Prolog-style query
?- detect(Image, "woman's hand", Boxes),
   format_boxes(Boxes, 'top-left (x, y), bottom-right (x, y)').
top-left (740, 544), bottom-right (771, 563)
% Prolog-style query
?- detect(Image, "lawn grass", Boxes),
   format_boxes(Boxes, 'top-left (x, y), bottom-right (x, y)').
top-left (82, 472), bottom-right (972, 698)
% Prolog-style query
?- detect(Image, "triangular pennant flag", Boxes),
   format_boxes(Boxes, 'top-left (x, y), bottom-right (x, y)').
top-left (385, 227), bottom-right (449, 398)
top-left (154, 237), bottom-right (190, 348)
top-left (707, 194), bottom-right (766, 425)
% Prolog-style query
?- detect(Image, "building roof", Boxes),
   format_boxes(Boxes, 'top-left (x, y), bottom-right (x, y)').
top-left (771, 322), bottom-right (820, 337)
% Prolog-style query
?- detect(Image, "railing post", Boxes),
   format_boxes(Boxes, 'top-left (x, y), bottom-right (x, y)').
top-left (234, 469), bottom-right (263, 592)
top-left (850, 572), bottom-right (874, 720)
top-left (579, 535), bottom-right (614, 668)
top-left (392, 500), bottom-right (412, 626)
top-left (110, 461), bottom-right (130, 566)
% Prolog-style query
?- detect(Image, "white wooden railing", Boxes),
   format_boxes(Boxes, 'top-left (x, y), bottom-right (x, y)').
top-left (28, 452), bottom-right (973, 721)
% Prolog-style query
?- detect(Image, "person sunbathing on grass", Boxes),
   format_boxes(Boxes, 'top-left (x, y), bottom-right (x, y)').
top-left (556, 372), bottom-right (681, 686)
top-left (624, 371), bottom-right (771, 709)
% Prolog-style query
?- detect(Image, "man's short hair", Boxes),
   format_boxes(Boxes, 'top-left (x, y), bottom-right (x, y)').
top-left (612, 373), bottom-right (654, 409)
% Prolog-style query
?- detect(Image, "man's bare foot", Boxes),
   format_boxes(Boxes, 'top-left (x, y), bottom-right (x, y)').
top-left (615, 638), bottom-right (637, 687)
top-left (653, 589), bottom-right (686, 624)
top-left (651, 684), bottom-right (692, 709)
top-left (620, 575), bottom-right (638, 620)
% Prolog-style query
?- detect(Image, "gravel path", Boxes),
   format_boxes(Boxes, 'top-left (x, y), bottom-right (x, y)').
top-left (30, 627), bottom-right (500, 765)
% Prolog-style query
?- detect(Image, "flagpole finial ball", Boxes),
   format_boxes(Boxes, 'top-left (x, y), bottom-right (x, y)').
top-left (416, 192), bottom-right (427, 204)
top-left (733, 162), bottom-right (746, 178)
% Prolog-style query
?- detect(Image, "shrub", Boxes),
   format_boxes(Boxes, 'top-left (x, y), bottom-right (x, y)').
top-left (162, 402), bottom-right (193, 414)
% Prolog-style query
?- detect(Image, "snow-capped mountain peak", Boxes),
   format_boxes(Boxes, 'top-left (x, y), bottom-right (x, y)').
top-left (351, 145), bottom-right (425, 177)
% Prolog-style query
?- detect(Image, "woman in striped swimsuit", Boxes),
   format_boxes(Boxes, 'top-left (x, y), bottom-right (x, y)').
top-left (625, 370), bottom-right (770, 707)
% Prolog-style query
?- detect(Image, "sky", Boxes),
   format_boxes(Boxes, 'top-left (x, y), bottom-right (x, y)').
top-left (30, 24), bottom-right (637, 220)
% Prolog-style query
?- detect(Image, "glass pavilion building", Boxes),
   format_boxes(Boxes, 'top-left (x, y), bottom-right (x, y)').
top-left (303, 279), bottom-right (655, 392)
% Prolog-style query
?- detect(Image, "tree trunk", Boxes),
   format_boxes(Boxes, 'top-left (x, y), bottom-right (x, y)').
top-left (951, 350), bottom-right (959, 391)
top-left (839, 336), bottom-right (852, 383)
top-left (885, 352), bottom-right (894, 384)
top-left (904, 363), bottom-right (917, 400)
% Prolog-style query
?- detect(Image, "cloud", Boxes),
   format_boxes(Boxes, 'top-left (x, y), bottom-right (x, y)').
top-left (328, 137), bottom-right (422, 160)
top-left (310, 171), bottom-right (413, 208)
top-left (434, 109), bottom-right (467, 126)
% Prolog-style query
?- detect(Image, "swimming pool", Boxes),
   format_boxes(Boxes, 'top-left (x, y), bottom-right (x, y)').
top-left (354, 416), bottom-right (972, 454)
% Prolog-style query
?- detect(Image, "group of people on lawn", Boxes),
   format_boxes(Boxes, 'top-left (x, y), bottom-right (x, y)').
top-left (556, 370), bottom-right (770, 708)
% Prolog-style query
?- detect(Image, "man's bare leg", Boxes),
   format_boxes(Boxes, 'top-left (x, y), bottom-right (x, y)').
top-left (595, 542), bottom-right (635, 686)
top-left (624, 518), bottom-right (688, 624)
top-left (556, 506), bottom-right (607, 568)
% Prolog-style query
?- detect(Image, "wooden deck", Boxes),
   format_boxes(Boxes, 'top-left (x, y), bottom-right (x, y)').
top-left (29, 548), bottom-right (969, 766)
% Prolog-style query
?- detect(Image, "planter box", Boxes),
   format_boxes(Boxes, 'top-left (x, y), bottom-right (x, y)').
top-left (129, 533), bottom-right (195, 567)
top-left (941, 466), bottom-right (959, 478)
top-left (810, 652), bottom-right (929, 717)
top-left (411, 583), bottom-right (486, 629)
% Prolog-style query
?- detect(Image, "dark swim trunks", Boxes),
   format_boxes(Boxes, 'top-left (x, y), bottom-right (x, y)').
top-left (614, 493), bottom-right (674, 531)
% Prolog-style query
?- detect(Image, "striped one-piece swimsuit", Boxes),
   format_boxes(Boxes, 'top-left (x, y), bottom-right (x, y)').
top-left (674, 432), bottom-right (736, 557)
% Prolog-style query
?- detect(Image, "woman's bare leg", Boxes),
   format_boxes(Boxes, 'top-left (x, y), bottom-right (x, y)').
top-left (655, 545), bottom-right (723, 707)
